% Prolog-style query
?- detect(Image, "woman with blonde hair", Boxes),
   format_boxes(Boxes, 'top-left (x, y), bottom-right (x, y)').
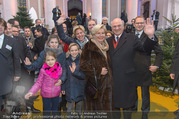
top-left (55, 15), bottom-right (89, 49)
top-left (80, 24), bottom-right (113, 111)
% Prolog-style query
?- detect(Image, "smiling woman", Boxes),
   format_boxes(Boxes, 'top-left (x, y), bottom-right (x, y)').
top-left (79, 24), bottom-right (113, 111)
top-left (56, 15), bottom-right (89, 50)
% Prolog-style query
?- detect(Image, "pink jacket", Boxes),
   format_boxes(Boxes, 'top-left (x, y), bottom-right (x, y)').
top-left (29, 63), bottom-right (62, 98)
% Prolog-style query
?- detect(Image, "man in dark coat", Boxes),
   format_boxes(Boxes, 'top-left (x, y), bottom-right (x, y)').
top-left (52, 6), bottom-right (61, 24)
top-left (170, 26), bottom-right (179, 115)
top-left (151, 10), bottom-right (160, 31)
top-left (76, 12), bottom-right (82, 25)
top-left (106, 18), bottom-right (157, 119)
top-left (30, 27), bottom-right (48, 56)
top-left (121, 10), bottom-right (128, 24)
top-left (12, 25), bottom-right (40, 113)
top-left (0, 18), bottom-right (21, 115)
top-left (133, 16), bottom-right (163, 119)
top-left (31, 19), bottom-right (49, 38)
top-left (102, 17), bottom-right (112, 31)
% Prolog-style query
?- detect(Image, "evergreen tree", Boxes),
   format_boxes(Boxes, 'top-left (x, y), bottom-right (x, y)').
top-left (152, 14), bottom-right (179, 89)
top-left (14, 6), bottom-right (34, 29)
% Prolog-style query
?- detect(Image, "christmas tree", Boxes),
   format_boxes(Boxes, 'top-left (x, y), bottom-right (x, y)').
top-left (152, 14), bottom-right (179, 89)
top-left (14, 6), bottom-right (34, 29)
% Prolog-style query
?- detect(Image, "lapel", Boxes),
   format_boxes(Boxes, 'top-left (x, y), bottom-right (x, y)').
top-left (2, 35), bottom-right (9, 51)
top-left (113, 32), bottom-right (127, 55)
top-left (140, 32), bottom-right (147, 42)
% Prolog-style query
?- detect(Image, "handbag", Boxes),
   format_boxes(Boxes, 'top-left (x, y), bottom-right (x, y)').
top-left (85, 67), bottom-right (98, 99)
top-left (85, 52), bottom-right (98, 99)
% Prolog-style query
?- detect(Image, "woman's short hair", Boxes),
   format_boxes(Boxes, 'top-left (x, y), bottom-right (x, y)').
top-left (91, 24), bottom-right (107, 36)
top-left (73, 25), bottom-right (85, 36)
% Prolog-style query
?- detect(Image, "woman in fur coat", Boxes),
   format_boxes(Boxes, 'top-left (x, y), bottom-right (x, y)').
top-left (80, 24), bottom-right (113, 111)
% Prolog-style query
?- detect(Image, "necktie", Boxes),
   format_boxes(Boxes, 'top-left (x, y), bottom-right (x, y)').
top-left (116, 36), bottom-right (119, 42)
top-left (136, 33), bottom-right (139, 38)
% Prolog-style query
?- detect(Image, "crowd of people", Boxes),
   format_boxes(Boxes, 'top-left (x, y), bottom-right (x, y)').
top-left (0, 6), bottom-right (179, 119)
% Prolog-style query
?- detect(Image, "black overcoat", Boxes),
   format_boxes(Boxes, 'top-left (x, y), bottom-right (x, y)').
top-left (0, 35), bottom-right (21, 96)
top-left (106, 32), bottom-right (157, 108)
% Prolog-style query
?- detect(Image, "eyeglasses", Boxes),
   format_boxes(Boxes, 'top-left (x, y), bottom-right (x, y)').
top-left (12, 31), bottom-right (19, 33)
top-left (135, 22), bottom-right (144, 25)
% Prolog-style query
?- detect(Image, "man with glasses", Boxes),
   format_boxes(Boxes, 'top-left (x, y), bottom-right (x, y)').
top-left (133, 16), bottom-right (163, 119)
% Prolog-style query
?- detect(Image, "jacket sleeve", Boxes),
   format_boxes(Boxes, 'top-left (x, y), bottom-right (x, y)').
top-left (22, 37), bottom-right (32, 61)
top-left (153, 42), bottom-right (163, 67)
top-left (29, 68), bottom-right (44, 95)
top-left (72, 65), bottom-right (85, 80)
top-left (25, 51), bottom-right (45, 71)
top-left (31, 39), bottom-right (40, 54)
top-left (52, 8), bottom-right (56, 13)
top-left (59, 53), bottom-right (66, 83)
top-left (56, 24), bottom-right (74, 45)
top-left (134, 35), bottom-right (158, 54)
top-left (12, 39), bottom-right (21, 77)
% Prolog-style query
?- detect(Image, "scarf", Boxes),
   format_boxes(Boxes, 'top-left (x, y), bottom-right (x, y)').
top-left (91, 38), bottom-right (109, 58)
top-left (43, 62), bottom-right (61, 79)
top-left (44, 44), bottom-right (63, 57)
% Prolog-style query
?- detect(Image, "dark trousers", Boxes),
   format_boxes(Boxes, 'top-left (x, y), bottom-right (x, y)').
top-left (42, 96), bottom-right (59, 118)
top-left (154, 21), bottom-right (159, 31)
top-left (134, 86), bottom-right (150, 111)
top-left (133, 86), bottom-right (150, 119)
top-left (67, 100), bottom-right (83, 119)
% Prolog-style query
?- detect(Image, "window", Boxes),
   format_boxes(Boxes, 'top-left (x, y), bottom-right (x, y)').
top-left (102, 0), bottom-right (106, 17)
top-left (121, 0), bottom-right (126, 11)
top-left (17, 0), bottom-right (26, 8)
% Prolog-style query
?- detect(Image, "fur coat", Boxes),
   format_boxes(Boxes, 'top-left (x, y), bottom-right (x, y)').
top-left (80, 40), bottom-right (113, 111)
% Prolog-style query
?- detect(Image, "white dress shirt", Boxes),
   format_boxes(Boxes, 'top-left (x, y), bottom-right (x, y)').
top-left (0, 34), bottom-right (4, 49)
top-left (114, 34), bottom-right (122, 42)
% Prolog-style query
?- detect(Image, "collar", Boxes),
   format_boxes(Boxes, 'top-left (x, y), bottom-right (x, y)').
top-left (114, 34), bottom-right (122, 41)
top-left (114, 34), bottom-right (122, 39)
top-left (0, 34), bottom-right (4, 40)
top-left (135, 30), bottom-right (143, 38)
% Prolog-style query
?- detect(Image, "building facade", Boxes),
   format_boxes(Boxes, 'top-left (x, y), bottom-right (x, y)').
top-left (0, 0), bottom-right (178, 30)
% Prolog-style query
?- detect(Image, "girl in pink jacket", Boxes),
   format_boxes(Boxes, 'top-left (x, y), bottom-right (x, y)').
top-left (25, 50), bottom-right (62, 116)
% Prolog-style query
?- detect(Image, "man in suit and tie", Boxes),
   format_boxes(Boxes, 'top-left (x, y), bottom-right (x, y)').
top-left (133, 16), bottom-right (163, 119)
top-left (151, 10), bottom-right (160, 31)
top-left (106, 18), bottom-right (157, 119)
top-left (0, 18), bottom-right (21, 116)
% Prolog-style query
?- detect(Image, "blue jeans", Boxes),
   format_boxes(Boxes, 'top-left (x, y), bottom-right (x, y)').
top-left (42, 96), bottom-right (59, 118)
